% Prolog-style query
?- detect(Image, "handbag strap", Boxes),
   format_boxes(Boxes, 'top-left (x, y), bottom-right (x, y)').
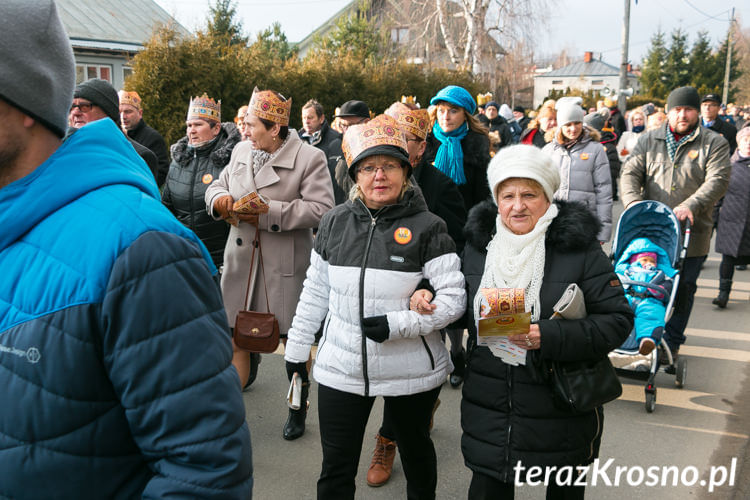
top-left (241, 229), bottom-right (272, 314)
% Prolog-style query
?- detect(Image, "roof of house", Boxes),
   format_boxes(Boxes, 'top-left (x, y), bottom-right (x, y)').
top-left (56, 0), bottom-right (189, 50)
top-left (537, 59), bottom-right (635, 78)
top-left (295, 0), bottom-right (360, 52)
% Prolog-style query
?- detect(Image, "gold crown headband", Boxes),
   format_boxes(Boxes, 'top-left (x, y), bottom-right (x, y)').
top-left (385, 102), bottom-right (430, 140)
top-left (118, 90), bottom-right (141, 110)
top-left (342, 114), bottom-right (407, 167)
top-left (187, 93), bottom-right (221, 123)
top-left (248, 87), bottom-right (292, 126)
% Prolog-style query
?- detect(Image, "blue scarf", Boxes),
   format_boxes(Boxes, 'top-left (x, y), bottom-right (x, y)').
top-left (433, 122), bottom-right (469, 185)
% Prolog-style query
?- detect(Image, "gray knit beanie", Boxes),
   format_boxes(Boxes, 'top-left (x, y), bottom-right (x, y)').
top-left (0, 0), bottom-right (75, 137)
top-left (555, 96), bottom-right (585, 125)
top-left (74, 79), bottom-right (120, 124)
top-left (666, 86), bottom-right (700, 112)
top-left (583, 108), bottom-right (610, 131)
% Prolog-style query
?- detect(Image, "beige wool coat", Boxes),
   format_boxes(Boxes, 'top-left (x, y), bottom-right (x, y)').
top-left (205, 133), bottom-right (334, 333)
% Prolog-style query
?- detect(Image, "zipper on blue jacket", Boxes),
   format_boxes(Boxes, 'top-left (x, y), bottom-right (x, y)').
top-left (188, 149), bottom-right (198, 230)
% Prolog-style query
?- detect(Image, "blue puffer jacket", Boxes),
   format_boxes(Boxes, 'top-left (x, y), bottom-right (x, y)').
top-left (0, 120), bottom-right (252, 498)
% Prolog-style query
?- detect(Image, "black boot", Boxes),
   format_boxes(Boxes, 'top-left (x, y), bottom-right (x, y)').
top-left (283, 382), bottom-right (309, 441)
top-left (449, 348), bottom-right (466, 388)
top-left (712, 279), bottom-right (732, 309)
top-left (243, 353), bottom-right (261, 392)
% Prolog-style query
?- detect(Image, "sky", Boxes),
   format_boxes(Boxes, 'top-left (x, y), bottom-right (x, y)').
top-left (153, 0), bottom-right (747, 67)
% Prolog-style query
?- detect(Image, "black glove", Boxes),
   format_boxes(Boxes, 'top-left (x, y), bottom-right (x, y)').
top-left (285, 361), bottom-right (308, 383)
top-left (362, 315), bottom-right (389, 343)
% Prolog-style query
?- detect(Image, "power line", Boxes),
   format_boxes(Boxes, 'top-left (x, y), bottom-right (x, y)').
top-left (682, 0), bottom-right (731, 22)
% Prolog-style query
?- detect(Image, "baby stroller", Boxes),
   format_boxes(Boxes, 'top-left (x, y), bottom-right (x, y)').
top-left (608, 201), bottom-right (690, 413)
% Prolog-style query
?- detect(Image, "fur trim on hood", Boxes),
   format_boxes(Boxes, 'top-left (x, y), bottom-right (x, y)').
top-left (464, 198), bottom-right (602, 253)
top-left (544, 126), bottom-right (600, 145)
top-left (170, 122), bottom-right (241, 168)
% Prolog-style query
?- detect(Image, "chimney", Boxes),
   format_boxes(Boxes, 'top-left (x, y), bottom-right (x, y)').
top-left (584, 51), bottom-right (593, 63)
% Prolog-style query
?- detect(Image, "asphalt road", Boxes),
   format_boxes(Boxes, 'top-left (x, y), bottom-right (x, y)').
top-left (242, 216), bottom-right (750, 499)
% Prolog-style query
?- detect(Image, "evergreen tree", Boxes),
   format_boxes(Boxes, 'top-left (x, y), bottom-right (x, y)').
top-left (640, 28), bottom-right (668, 98)
top-left (664, 28), bottom-right (690, 90)
top-left (207, 0), bottom-right (247, 46)
top-left (253, 23), bottom-right (297, 62)
top-left (689, 31), bottom-right (719, 93)
top-left (713, 30), bottom-right (743, 102)
top-left (312, 4), bottom-right (391, 61)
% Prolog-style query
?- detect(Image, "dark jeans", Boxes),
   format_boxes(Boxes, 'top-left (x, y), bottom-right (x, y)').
top-left (317, 384), bottom-right (441, 500)
top-left (468, 471), bottom-right (585, 500)
top-left (664, 255), bottom-right (706, 349)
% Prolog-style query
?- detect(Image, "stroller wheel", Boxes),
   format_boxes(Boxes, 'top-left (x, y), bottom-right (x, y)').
top-left (675, 357), bottom-right (687, 388)
top-left (645, 389), bottom-right (656, 413)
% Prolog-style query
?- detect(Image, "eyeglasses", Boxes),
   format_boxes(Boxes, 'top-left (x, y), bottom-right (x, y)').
top-left (70, 102), bottom-right (94, 112)
top-left (357, 164), bottom-right (403, 176)
top-left (339, 118), bottom-right (367, 131)
top-left (406, 137), bottom-right (422, 144)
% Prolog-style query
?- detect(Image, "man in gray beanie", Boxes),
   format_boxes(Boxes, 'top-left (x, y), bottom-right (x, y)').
top-left (68, 78), bottom-right (160, 181)
top-left (0, 1), bottom-right (252, 498)
top-left (620, 85), bottom-right (730, 362)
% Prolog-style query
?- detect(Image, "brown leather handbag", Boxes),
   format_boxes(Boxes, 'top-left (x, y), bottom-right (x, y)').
top-left (233, 230), bottom-right (280, 353)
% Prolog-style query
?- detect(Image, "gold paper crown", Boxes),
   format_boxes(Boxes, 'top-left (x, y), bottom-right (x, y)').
top-left (118, 90), bottom-right (141, 110)
top-left (187, 93), bottom-right (221, 123)
top-left (476, 92), bottom-right (493, 106)
top-left (401, 95), bottom-right (416, 105)
top-left (248, 87), bottom-right (291, 126)
top-left (342, 114), bottom-right (407, 167)
top-left (385, 102), bottom-right (431, 140)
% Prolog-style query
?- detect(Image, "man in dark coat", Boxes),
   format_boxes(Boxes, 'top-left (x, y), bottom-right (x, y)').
top-left (584, 108), bottom-right (621, 201)
top-left (701, 93), bottom-right (737, 154)
top-left (513, 105), bottom-right (531, 130)
top-left (68, 79), bottom-right (159, 180)
top-left (119, 90), bottom-right (170, 187)
top-left (478, 101), bottom-right (513, 155)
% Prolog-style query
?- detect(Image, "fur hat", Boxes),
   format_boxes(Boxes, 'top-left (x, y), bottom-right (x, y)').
top-left (430, 85), bottom-right (477, 114)
top-left (74, 79), bottom-right (120, 123)
top-left (487, 144), bottom-right (560, 202)
top-left (666, 86), bottom-right (700, 112)
top-left (0, 0), bottom-right (74, 137)
top-left (555, 97), bottom-right (584, 125)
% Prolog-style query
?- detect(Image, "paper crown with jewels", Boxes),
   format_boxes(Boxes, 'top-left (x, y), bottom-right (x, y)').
top-left (385, 102), bottom-right (431, 140)
top-left (248, 87), bottom-right (292, 126)
top-left (187, 93), bottom-right (221, 124)
top-left (118, 90), bottom-right (141, 110)
top-left (477, 92), bottom-right (493, 106)
top-left (400, 95), bottom-right (417, 106)
top-left (342, 114), bottom-right (408, 168)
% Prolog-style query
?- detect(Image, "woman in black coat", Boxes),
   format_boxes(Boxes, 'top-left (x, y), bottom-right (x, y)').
top-left (713, 126), bottom-right (750, 308)
top-left (423, 85), bottom-right (491, 387)
top-left (457, 145), bottom-right (633, 499)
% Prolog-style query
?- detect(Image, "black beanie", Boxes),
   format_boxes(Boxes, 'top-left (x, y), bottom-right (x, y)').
top-left (666, 86), bottom-right (700, 112)
top-left (74, 79), bottom-right (120, 123)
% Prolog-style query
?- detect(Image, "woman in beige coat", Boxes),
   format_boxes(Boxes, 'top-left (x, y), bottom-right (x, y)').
top-left (205, 89), bottom-right (334, 439)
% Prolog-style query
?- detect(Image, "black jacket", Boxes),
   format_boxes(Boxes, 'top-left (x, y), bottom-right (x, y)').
top-left (705, 118), bottom-right (737, 155)
top-left (715, 150), bottom-right (750, 258)
top-left (610, 108), bottom-right (627, 139)
top-left (479, 114), bottom-right (513, 154)
top-left (599, 129), bottom-right (621, 180)
top-left (300, 121), bottom-right (344, 205)
top-left (127, 119), bottom-right (170, 187)
top-left (520, 127), bottom-right (548, 149)
top-left (162, 122), bottom-right (241, 267)
top-left (423, 129), bottom-right (491, 213)
top-left (460, 200), bottom-right (633, 482)
top-left (412, 160), bottom-right (467, 252)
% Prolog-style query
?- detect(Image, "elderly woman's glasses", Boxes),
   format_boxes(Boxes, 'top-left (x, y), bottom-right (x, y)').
top-left (357, 164), bottom-right (402, 176)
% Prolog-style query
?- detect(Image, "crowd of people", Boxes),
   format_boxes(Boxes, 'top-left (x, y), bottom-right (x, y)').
top-left (3, 2), bottom-right (749, 499)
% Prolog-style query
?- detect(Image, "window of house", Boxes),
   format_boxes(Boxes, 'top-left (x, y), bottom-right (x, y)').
top-left (75, 63), bottom-right (113, 84)
top-left (591, 79), bottom-right (604, 86)
top-left (391, 27), bottom-right (409, 44)
top-left (123, 66), bottom-right (133, 82)
top-left (552, 80), bottom-right (563, 85)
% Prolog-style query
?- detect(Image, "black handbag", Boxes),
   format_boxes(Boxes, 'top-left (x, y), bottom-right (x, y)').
top-left (550, 357), bottom-right (622, 413)
top-left (233, 230), bottom-right (280, 354)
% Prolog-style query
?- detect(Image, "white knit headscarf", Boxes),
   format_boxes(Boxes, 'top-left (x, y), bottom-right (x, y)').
top-left (475, 144), bottom-right (562, 322)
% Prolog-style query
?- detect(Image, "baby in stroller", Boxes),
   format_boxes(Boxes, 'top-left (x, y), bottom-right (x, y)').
top-left (615, 237), bottom-right (677, 355)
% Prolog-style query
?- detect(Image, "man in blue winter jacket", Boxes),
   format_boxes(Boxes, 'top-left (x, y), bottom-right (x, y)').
top-left (0, 1), bottom-right (252, 498)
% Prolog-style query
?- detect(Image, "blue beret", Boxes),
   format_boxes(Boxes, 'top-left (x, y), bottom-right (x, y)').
top-left (430, 85), bottom-right (476, 115)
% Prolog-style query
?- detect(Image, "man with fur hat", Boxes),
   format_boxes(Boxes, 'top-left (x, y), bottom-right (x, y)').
top-left (621, 86), bottom-right (731, 361)
top-left (68, 78), bottom-right (159, 182)
top-left (119, 90), bottom-right (170, 186)
top-left (0, 1), bottom-right (252, 497)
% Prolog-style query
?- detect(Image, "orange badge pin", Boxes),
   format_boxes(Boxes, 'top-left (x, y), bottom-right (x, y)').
top-left (202, 173), bottom-right (213, 184)
top-left (580, 153), bottom-right (589, 160)
top-left (689, 150), bottom-right (699, 160)
top-left (394, 227), bottom-right (413, 245)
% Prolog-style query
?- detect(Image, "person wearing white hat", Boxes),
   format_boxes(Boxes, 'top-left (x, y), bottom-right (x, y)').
top-left (457, 144), bottom-right (632, 499)
top-left (542, 96), bottom-right (613, 242)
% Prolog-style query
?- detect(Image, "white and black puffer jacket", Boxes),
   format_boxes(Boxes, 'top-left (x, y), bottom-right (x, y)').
top-left (285, 188), bottom-right (466, 396)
